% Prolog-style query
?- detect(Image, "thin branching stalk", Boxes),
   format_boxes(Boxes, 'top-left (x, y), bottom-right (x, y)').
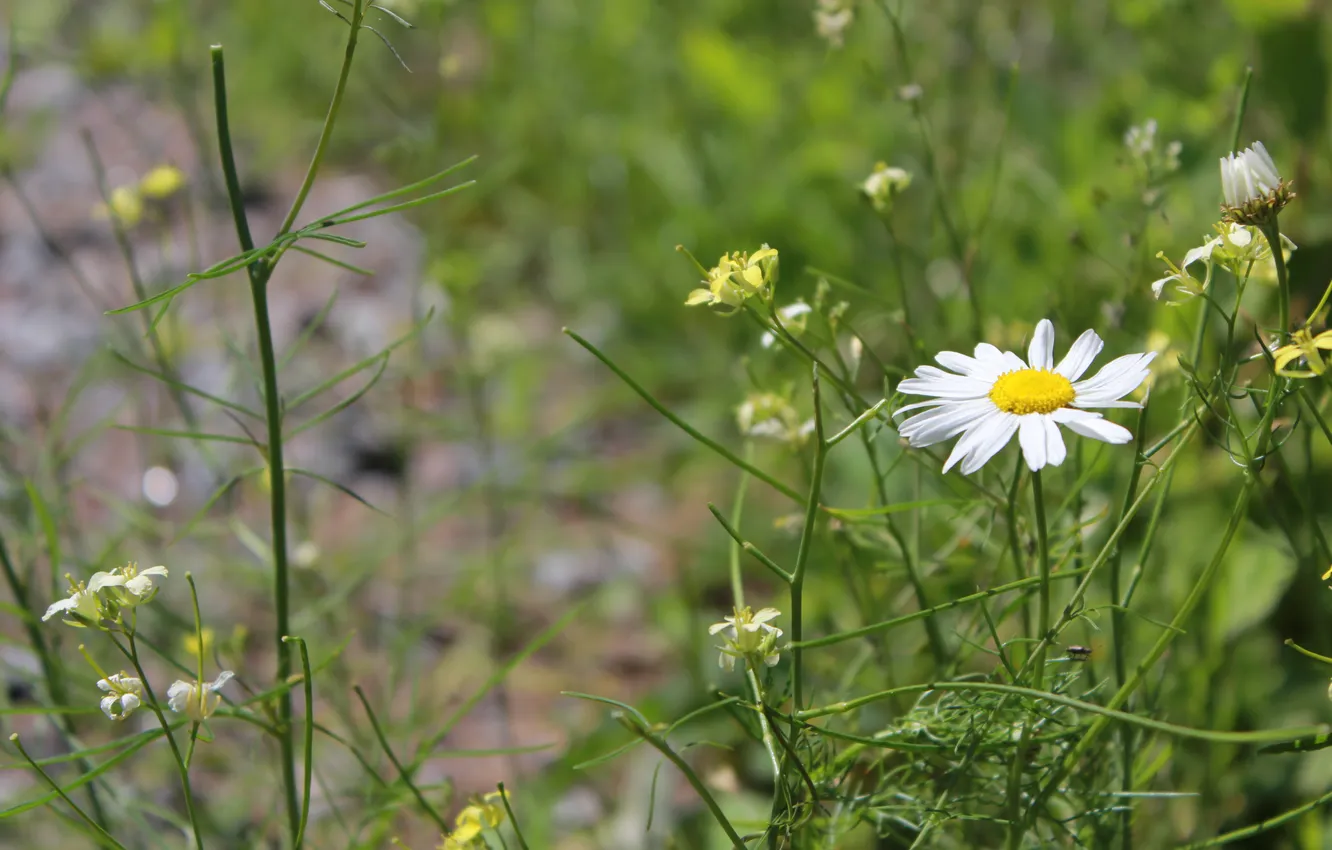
top-left (210, 44), bottom-right (301, 842)
top-left (118, 626), bottom-right (205, 850)
top-left (10, 734), bottom-right (127, 850)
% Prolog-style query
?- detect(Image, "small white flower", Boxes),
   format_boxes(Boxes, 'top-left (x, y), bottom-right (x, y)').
top-left (41, 572), bottom-right (120, 626)
top-left (895, 319), bottom-right (1153, 474)
top-left (1151, 223), bottom-right (1297, 299)
top-left (120, 564), bottom-right (168, 599)
top-left (1220, 142), bottom-right (1281, 208)
top-left (860, 162), bottom-right (912, 212)
top-left (167, 671), bottom-right (233, 721)
top-left (814, 0), bottom-right (854, 48)
top-left (761, 301), bottom-right (813, 348)
top-left (710, 607), bottom-right (783, 671)
top-left (97, 673), bottom-right (144, 721)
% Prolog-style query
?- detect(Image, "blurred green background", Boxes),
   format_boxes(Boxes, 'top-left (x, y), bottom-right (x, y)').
top-left (6, 0), bottom-right (1332, 846)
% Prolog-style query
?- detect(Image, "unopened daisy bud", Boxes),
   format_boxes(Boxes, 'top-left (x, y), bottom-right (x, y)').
top-left (709, 606), bottom-right (783, 671)
top-left (97, 673), bottom-right (144, 721)
top-left (167, 671), bottom-right (233, 721)
top-left (861, 162), bottom-right (912, 212)
top-left (1219, 141), bottom-right (1293, 225)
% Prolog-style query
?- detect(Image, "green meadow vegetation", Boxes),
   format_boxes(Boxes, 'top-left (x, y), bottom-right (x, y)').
top-left (4, 0), bottom-right (1332, 847)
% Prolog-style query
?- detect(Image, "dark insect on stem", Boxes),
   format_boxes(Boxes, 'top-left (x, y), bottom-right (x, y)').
top-left (1066, 645), bottom-right (1093, 662)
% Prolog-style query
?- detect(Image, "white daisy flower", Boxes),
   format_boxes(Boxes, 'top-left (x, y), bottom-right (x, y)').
top-left (896, 319), bottom-right (1153, 474)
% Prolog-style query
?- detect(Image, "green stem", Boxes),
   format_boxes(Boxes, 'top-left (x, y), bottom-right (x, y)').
top-left (1263, 217), bottom-right (1290, 344)
top-left (1030, 470), bottom-right (1052, 692)
top-left (796, 680), bottom-right (1319, 745)
top-left (728, 443), bottom-right (754, 608)
top-left (621, 715), bottom-right (746, 848)
top-left (210, 45), bottom-right (300, 844)
top-left (1006, 468), bottom-right (1051, 849)
top-left (121, 629), bottom-right (206, 850)
top-left (352, 686), bottom-right (448, 833)
top-left (10, 734), bottom-right (127, 850)
top-left (276, 0), bottom-right (364, 237)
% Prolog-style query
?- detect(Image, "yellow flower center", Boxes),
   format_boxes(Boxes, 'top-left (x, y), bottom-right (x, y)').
top-left (989, 369), bottom-right (1075, 415)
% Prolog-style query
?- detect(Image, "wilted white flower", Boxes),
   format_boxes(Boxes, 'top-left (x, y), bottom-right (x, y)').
top-left (97, 673), bottom-right (144, 721)
top-left (814, 0), bottom-right (854, 48)
top-left (1220, 141), bottom-right (1292, 224)
top-left (709, 606), bottom-right (783, 671)
top-left (761, 301), bottom-right (813, 348)
top-left (896, 319), bottom-right (1153, 474)
top-left (861, 162), bottom-right (912, 212)
top-left (167, 671), bottom-right (233, 721)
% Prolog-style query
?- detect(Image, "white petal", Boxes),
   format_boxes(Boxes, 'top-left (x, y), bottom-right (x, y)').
top-left (943, 411), bottom-right (1012, 474)
top-left (1018, 416), bottom-right (1048, 471)
top-left (973, 342), bottom-right (1007, 365)
top-left (935, 351), bottom-right (985, 376)
top-left (708, 622), bottom-right (731, 635)
top-left (1051, 408), bottom-right (1133, 444)
top-left (1248, 142), bottom-right (1280, 186)
top-left (897, 373), bottom-right (992, 399)
top-left (959, 414), bottom-right (1020, 475)
top-left (120, 693), bottom-right (140, 714)
top-left (751, 608), bottom-right (781, 623)
top-left (1054, 329), bottom-right (1104, 381)
top-left (893, 398), bottom-right (951, 416)
top-left (1043, 416), bottom-right (1067, 467)
top-left (100, 696), bottom-right (119, 719)
top-left (1072, 352), bottom-right (1154, 404)
top-left (899, 399), bottom-right (996, 447)
top-left (141, 566), bottom-right (169, 578)
top-left (1182, 238), bottom-right (1220, 270)
top-left (207, 671), bottom-right (235, 692)
top-left (42, 597), bottom-right (76, 621)
top-left (87, 572), bottom-right (125, 593)
top-left (1028, 320), bottom-right (1055, 370)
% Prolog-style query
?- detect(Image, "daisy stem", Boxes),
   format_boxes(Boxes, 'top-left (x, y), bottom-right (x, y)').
top-left (1030, 470), bottom-right (1052, 692)
top-left (1005, 468), bottom-right (1051, 849)
top-left (1262, 215), bottom-right (1290, 343)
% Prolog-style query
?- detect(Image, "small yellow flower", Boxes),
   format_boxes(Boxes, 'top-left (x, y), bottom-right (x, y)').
top-left (1272, 328), bottom-right (1332, 379)
top-left (138, 164), bottom-right (186, 199)
top-left (439, 792), bottom-right (506, 849)
top-left (685, 245), bottom-right (779, 314)
top-left (184, 627), bottom-right (215, 660)
top-left (95, 185), bottom-right (144, 227)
